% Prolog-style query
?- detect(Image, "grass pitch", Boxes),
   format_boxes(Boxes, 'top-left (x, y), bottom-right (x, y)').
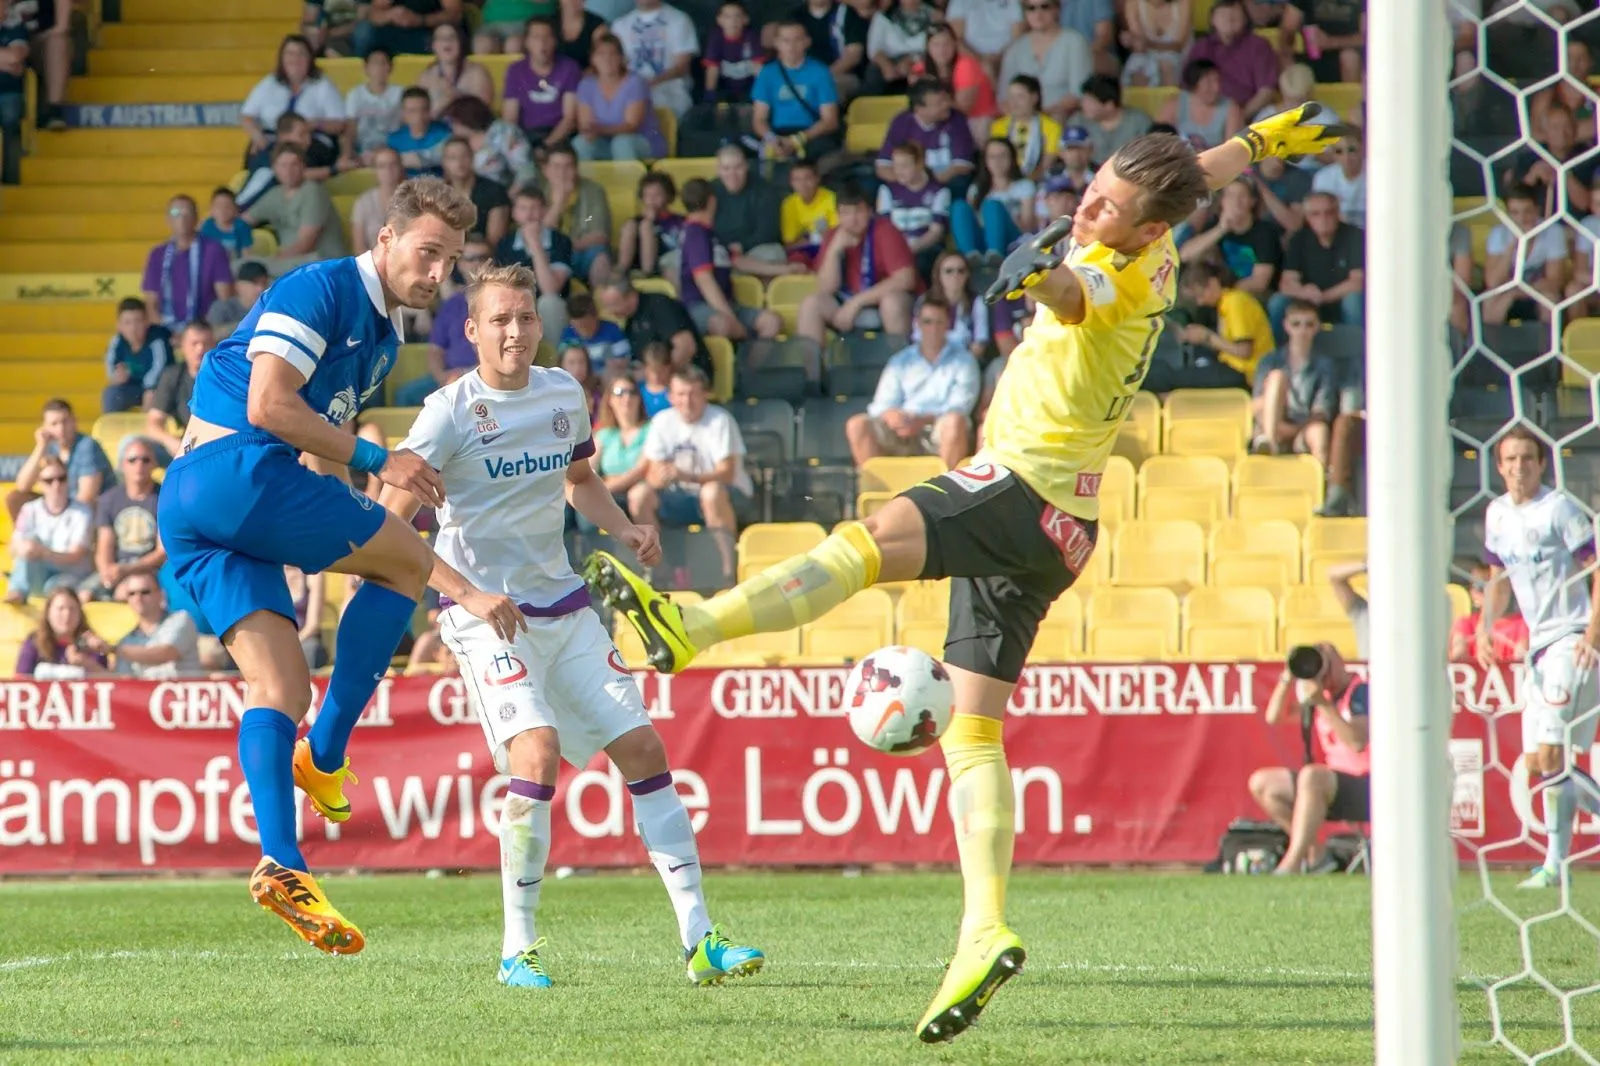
top-left (2, 869), bottom-right (1597, 1064)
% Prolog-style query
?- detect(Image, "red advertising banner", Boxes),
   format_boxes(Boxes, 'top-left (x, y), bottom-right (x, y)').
top-left (0, 663), bottom-right (1581, 874)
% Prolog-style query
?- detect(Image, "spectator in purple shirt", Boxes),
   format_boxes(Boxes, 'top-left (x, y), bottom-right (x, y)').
top-left (574, 33), bottom-right (668, 161)
top-left (703, 0), bottom-right (765, 104)
top-left (1185, 0), bottom-right (1279, 117)
top-left (140, 194), bottom-right (234, 331)
top-left (678, 177), bottom-right (787, 343)
top-left (15, 588), bottom-right (110, 679)
top-left (876, 79), bottom-right (977, 198)
top-left (875, 142), bottom-right (951, 280)
top-left (501, 19), bottom-right (581, 149)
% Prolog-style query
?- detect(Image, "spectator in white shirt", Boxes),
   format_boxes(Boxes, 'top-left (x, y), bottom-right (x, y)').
top-left (1311, 137), bottom-right (1366, 228)
top-left (5, 456), bottom-right (94, 605)
top-left (945, 0), bottom-right (1024, 70)
top-left (344, 46), bottom-right (403, 158)
top-left (1483, 183), bottom-right (1578, 325)
top-left (630, 367), bottom-right (752, 579)
top-left (610, 0), bottom-right (700, 118)
top-left (846, 296), bottom-right (980, 469)
top-left (113, 574), bottom-right (203, 679)
top-left (241, 34), bottom-right (346, 156)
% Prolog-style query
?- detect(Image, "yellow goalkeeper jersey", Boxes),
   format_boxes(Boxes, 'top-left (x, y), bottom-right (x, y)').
top-left (976, 230), bottom-right (1178, 521)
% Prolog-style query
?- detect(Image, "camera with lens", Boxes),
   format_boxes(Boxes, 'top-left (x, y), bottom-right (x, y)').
top-left (1286, 644), bottom-right (1325, 680)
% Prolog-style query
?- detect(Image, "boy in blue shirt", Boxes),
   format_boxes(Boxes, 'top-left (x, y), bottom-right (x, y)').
top-left (387, 86), bottom-right (451, 177)
top-left (559, 291), bottom-right (633, 376)
top-left (103, 298), bottom-right (172, 413)
top-left (199, 187), bottom-right (255, 261)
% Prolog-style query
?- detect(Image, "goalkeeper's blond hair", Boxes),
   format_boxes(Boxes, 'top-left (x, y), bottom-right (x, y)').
top-left (1107, 133), bottom-right (1211, 227)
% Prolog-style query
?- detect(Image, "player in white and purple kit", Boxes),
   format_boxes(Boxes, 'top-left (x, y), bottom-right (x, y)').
top-left (1481, 426), bottom-right (1600, 888)
top-left (376, 262), bottom-right (765, 988)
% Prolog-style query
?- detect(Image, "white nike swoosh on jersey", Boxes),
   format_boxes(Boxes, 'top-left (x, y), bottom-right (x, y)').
top-left (346, 338), bottom-right (361, 347)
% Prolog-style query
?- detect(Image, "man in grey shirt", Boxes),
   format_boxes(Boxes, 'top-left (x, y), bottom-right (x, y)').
top-left (114, 574), bottom-right (202, 678)
top-left (1079, 75), bottom-right (1153, 165)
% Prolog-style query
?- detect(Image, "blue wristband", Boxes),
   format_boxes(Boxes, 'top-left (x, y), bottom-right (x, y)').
top-left (350, 437), bottom-right (388, 475)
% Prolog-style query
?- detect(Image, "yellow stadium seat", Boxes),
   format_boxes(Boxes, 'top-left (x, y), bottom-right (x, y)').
top-left (1305, 550), bottom-right (1367, 586)
top-left (1305, 517), bottom-right (1367, 557)
top-left (1099, 454), bottom-right (1135, 530)
top-left (1164, 416), bottom-right (1245, 463)
top-left (800, 588), bottom-right (894, 659)
top-left (0, 602), bottom-right (37, 641)
top-left (846, 121), bottom-right (888, 155)
top-left (1233, 454), bottom-right (1326, 508)
top-left (359, 407), bottom-right (421, 440)
top-left (1447, 583), bottom-right (1472, 620)
top-left (1186, 624), bottom-right (1270, 660)
top-left (1281, 620), bottom-right (1361, 660)
top-left (1113, 520), bottom-right (1205, 589)
top-left (1113, 392), bottom-right (1161, 466)
top-left (1140, 486), bottom-right (1224, 527)
top-left (705, 335), bottom-right (736, 402)
top-left (1074, 535), bottom-right (1112, 588)
top-left (649, 157), bottom-right (716, 192)
top-left (85, 601), bottom-right (138, 644)
top-left (326, 168), bottom-right (377, 197)
top-left (1122, 86), bottom-right (1177, 117)
top-left (1088, 624), bottom-right (1172, 661)
top-left (1563, 318), bottom-right (1600, 387)
top-left (767, 273), bottom-right (818, 313)
top-left (846, 95), bottom-right (907, 126)
top-left (1280, 584), bottom-right (1348, 626)
top-left (897, 620), bottom-right (947, 658)
top-left (732, 273), bottom-right (765, 310)
top-left (1312, 82), bottom-right (1364, 118)
top-left (1137, 454), bottom-right (1229, 521)
top-left (1088, 586), bottom-right (1181, 651)
top-left (1163, 388), bottom-right (1251, 441)
top-left (857, 490), bottom-right (894, 518)
top-left (1234, 488), bottom-right (1315, 529)
top-left (895, 581), bottom-right (950, 629)
top-left (1184, 586), bottom-right (1276, 657)
top-left (89, 412), bottom-right (151, 459)
top-left (703, 627), bottom-right (799, 665)
top-left (1211, 517), bottom-right (1301, 563)
top-left (1030, 590), bottom-right (1084, 660)
top-left (655, 108), bottom-right (678, 155)
top-left (860, 456), bottom-right (943, 496)
top-left (1209, 553), bottom-right (1296, 594)
top-left (0, 638), bottom-right (20, 673)
top-left (738, 522), bottom-right (826, 580)
top-left (633, 275), bottom-right (678, 299)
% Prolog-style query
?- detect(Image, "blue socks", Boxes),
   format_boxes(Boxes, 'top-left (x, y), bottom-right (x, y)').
top-left (238, 707), bottom-right (305, 869)
top-left (308, 581), bottom-right (418, 773)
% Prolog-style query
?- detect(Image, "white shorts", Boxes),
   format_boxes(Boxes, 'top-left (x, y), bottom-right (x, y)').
top-left (1521, 633), bottom-right (1600, 754)
top-left (440, 606), bottom-right (651, 772)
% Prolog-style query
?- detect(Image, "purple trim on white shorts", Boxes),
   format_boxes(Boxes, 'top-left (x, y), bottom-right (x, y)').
top-left (439, 585), bottom-right (591, 617)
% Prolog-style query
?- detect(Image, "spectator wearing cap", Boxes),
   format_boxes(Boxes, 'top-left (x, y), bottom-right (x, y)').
top-left (1078, 75), bottom-right (1152, 165)
top-left (344, 47), bottom-right (404, 159)
top-left (501, 19), bottom-right (582, 150)
top-left (1272, 191), bottom-right (1365, 331)
top-left (206, 261), bottom-right (270, 337)
top-left (387, 85), bottom-right (452, 176)
top-left (780, 159), bottom-right (838, 266)
top-left (352, 0), bottom-right (463, 58)
top-left (146, 321), bottom-right (212, 460)
top-left (678, 178), bottom-right (787, 344)
top-left (1185, 0), bottom-right (1279, 116)
top-left (199, 188), bottom-right (254, 263)
top-left (103, 299), bottom-right (172, 414)
top-left (877, 142), bottom-right (951, 279)
top-left (952, 138), bottom-right (1035, 258)
top-left (1054, 125), bottom-right (1096, 190)
top-left (1178, 178), bottom-right (1280, 298)
top-left (241, 35), bottom-right (346, 157)
top-left (560, 292), bottom-right (633, 377)
top-left (711, 146), bottom-right (790, 267)
top-left (799, 183), bottom-right (918, 343)
top-left (877, 80), bottom-right (978, 197)
top-left (243, 144), bottom-right (350, 275)
top-left (5, 455), bottom-right (94, 606)
top-left (0, 6), bottom-right (27, 183)
top-left (609, 0), bottom-right (700, 118)
top-left (991, 75), bottom-right (1061, 181)
top-left (751, 20), bottom-right (843, 163)
top-left (847, 296), bottom-right (979, 470)
top-left (141, 195), bottom-right (234, 332)
top-left (703, 1), bottom-right (764, 105)
top-left (1034, 173), bottom-right (1080, 233)
top-left (82, 438), bottom-right (164, 603)
top-left (113, 575), bottom-right (202, 679)
top-left (999, 0), bottom-right (1092, 121)
top-left (596, 277), bottom-right (715, 379)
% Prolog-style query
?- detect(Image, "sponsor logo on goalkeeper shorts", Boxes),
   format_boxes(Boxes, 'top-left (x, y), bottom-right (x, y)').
top-left (1039, 507), bottom-right (1095, 575)
top-left (945, 463), bottom-right (1010, 494)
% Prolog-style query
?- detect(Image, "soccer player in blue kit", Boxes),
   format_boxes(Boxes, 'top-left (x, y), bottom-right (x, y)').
top-left (158, 177), bottom-right (525, 953)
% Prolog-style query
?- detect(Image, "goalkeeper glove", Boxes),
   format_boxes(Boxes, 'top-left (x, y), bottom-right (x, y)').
top-left (983, 216), bottom-right (1076, 305)
top-left (1232, 102), bottom-right (1356, 164)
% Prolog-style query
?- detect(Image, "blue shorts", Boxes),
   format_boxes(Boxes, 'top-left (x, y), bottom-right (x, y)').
top-left (657, 488), bottom-right (706, 527)
top-left (157, 432), bottom-right (387, 638)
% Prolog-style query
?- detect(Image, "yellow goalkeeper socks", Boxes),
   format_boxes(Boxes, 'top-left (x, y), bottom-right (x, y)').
top-left (941, 713), bottom-right (1014, 944)
top-left (681, 522), bottom-right (882, 648)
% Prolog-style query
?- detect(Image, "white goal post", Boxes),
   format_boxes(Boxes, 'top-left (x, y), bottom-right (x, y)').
top-left (1368, 1), bottom-right (1458, 1063)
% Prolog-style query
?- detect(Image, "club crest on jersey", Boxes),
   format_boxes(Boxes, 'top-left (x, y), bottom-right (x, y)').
top-left (552, 409), bottom-right (571, 439)
top-left (325, 386), bottom-right (359, 426)
top-left (483, 652), bottom-right (529, 687)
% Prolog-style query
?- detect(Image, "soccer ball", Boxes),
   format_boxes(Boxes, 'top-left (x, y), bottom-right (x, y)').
top-left (844, 646), bottom-right (955, 756)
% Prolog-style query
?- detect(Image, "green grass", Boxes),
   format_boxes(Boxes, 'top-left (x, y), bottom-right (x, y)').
top-left (2, 870), bottom-right (1597, 1064)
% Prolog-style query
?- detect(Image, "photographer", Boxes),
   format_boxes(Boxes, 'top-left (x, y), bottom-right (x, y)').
top-left (1247, 642), bottom-right (1371, 874)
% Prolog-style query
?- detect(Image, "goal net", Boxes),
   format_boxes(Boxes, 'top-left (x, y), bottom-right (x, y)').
top-left (1435, 1), bottom-right (1600, 1062)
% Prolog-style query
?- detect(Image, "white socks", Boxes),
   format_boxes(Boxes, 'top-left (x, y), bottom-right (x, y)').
top-left (500, 779), bottom-right (554, 959)
top-left (629, 773), bottom-right (712, 950)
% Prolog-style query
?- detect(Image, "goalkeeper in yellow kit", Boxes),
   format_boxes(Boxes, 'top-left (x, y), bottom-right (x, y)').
top-left (585, 105), bottom-right (1353, 1044)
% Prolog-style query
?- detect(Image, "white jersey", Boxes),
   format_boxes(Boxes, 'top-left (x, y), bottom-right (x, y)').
top-left (1484, 485), bottom-right (1596, 653)
top-left (398, 368), bottom-right (594, 611)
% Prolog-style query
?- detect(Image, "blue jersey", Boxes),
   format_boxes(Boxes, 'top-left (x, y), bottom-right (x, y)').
top-left (190, 251), bottom-right (404, 435)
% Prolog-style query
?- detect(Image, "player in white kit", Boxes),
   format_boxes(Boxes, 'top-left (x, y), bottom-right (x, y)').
top-left (376, 263), bottom-right (765, 987)
top-left (1480, 426), bottom-right (1600, 888)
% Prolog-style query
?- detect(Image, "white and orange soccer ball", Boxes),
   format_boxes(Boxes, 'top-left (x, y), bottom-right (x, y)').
top-left (844, 646), bottom-right (955, 756)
